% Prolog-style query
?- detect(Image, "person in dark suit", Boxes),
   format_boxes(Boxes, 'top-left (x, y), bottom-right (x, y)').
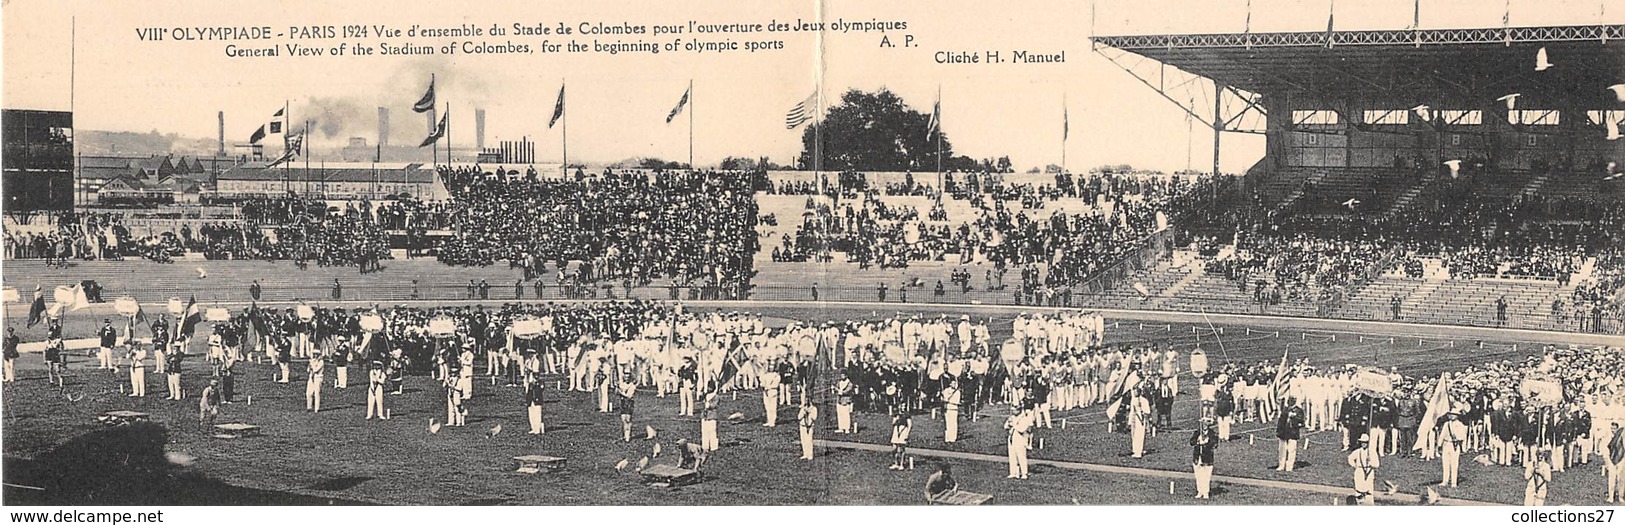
top-left (3, 327), bottom-right (19, 383)
top-left (1276, 401), bottom-right (1304, 471)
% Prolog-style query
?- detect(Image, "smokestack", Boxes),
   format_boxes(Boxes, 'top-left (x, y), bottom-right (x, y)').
top-left (217, 111), bottom-right (226, 156)
top-left (377, 107), bottom-right (389, 148)
top-left (475, 109), bottom-right (486, 151)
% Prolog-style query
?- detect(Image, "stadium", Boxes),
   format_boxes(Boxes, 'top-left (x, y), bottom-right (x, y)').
top-left (3, 13), bottom-right (1624, 509)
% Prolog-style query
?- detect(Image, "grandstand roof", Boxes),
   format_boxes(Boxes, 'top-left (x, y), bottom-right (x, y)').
top-left (1091, 25), bottom-right (1625, 104)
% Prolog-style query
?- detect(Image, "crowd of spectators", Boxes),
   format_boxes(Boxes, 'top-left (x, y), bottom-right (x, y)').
top-left (1204, 233), bottom-right (1391, 311)
top-left (430, 166), bottom-right (758, 296)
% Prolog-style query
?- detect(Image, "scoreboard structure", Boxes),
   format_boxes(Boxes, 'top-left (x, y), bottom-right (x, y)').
top-left (3, 109), bottom-right (75, 212)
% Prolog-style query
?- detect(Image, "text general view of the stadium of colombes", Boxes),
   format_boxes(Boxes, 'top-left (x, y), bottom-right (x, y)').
top-left (2, 0), bottom-right (1623, 516)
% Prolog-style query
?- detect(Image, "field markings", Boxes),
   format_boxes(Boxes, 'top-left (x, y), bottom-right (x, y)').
top-left (813, 438), bottom-right (1497, 506)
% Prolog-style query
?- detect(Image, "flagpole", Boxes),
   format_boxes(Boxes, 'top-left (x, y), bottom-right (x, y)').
top-left (814, 89), bottom-right (822, 194)
top-left (935, 85), bottom-right (943, 190)
top-left (1061, 90), bottom-right (1068, 175)
top-left (284, 100), bottom-right (291, 194)
top-left (562, 80), bottom-right (569, 176)
top-left (304, 119), bottom-right (311, 196)
top-left (688, 79), bottom-right (695, 169)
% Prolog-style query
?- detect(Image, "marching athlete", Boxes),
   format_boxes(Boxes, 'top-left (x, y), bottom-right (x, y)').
top-left (127, 343), bottom-right (148, 397)
top-left (619, 372), bottom-right (638, 442)
top-left (942, 378), bottom-right (962, 443)
top-left (798, 399), bottom-right (818, 460)
top-left (305, 353), bottom-right (325, 412)
top-left (1347, 434), bottom-right (1379, 505)
top-left (366, 361), bottom-right (388, 420)
top-left (1006, 408), bottom-right (1034, 479)
top-left (1191, 417), bottom-right (1219, 499)
top-left (835, 373), bottom-right (856, 433)
top-left (890, 410), bottom-right (912, 470)
top-left (526, 378), bottom-right (546, 434)
top-left (1439, 411), bottom-right (1467, 487)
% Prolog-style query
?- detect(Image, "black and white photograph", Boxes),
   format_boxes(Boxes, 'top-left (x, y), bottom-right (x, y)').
top-left (1, 0), bottom-right (1623, 516)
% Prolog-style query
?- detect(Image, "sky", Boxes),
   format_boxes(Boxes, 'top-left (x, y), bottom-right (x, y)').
top-left (3, 0), bottom-right (1620, 172)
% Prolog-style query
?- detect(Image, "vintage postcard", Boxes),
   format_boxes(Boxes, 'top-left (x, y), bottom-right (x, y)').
top-left (2, 0), bottom-right (1623, 515)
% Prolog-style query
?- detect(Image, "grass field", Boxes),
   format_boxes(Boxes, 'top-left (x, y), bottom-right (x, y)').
top-left (2, 302), bottom-right (1616, 506)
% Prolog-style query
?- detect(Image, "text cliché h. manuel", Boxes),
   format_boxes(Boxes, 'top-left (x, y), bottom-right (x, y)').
top-left (936, 49), bottom-right (1065, 65)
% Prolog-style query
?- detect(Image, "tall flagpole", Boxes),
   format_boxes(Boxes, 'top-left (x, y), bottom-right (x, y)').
top-left (304, 119), bottom-right (311, 195)
top-left (688, 79), bottom-right (695, 169)
top-left (1061, 90), bottom-right (1068, 175)
top-left (283, 100), bottom-right (291, 194)
top-left (561, 80), bottom-right (569, 175)
top-left (935, 85), bottom-right (943, 189)
top-left (814, 89), bottom-right (822, 192)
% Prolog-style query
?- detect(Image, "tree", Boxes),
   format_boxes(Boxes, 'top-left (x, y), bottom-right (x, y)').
top-left (718, 156), bottom-right (759, 171)
top-left (798, 89), bottom-right (955, 172)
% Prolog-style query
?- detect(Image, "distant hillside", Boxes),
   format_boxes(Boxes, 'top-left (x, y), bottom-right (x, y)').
top-left (75, 130), bottom-right (218, 157)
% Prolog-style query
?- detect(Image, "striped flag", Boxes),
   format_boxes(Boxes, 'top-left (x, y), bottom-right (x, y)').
top-left (413, 75), bottom-right (436, 113)
top-left (267, 131), bottom-right (304, 168)
top-left (785, 92), bottom-right (817, 129)
top-left (179, 295), bottom-right (203, 338)
top-left (269, 108), bottom-right (285, 134)
top-left (666, 86), bottom-right (691, 124)
top-left (548, 85), bottom-right (566, 129)
top-left (1270, 348), bottom-right (1291, 401)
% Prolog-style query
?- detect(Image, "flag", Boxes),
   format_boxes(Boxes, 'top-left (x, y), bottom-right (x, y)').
top-left (68, 284), bottom-right (90, 312)
top-left (1325, 11), bottom-right (1335, 46)
top-left (269, 109), bottom-right (284, 134)
top-left (413, 75), bottom-right (436, 113)
top-left (1609, 427), bottom-right (1625, 465)
top-left (1062, 105), bottom-right (1070, 141)
top-left (1244, 0), bottom-right (1253, 33)
top-left (179, 295), bottom-right (203, 338)
top-left (666, 86), bottom-right (691, 124)
top-left (714, 339), bottom-right (749, 390)
top-left (246, 303), bottom-right (267, 337)
top-left (26, 289), bottom-right (46, 328)
top-left (267, 131), bottom-right (304, 167)
top-left (1414, 372), bottom-right (1453, 452)
top-left (1103, 367), bottom-right (1142, 420)
top-left (1270, 348), bottom-right (1291, 401)
top-left (926, 97), bottom-right (941, 136)
top-left (249, 108), bottom-right (286, 144)
top-left (419, 109), bottom-right (448, 148)
top-left (785, 92), bottom-right (817, 129)
top-left (549, 85), bottom-right (566, 129)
